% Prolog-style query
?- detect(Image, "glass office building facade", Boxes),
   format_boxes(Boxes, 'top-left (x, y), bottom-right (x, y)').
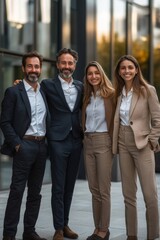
top-left (0, 0), bottom-right (160, 190)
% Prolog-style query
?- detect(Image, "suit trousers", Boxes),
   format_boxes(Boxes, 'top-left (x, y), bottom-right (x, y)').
top-left (3, 139), bottom-right (47, 237)
top-left (118, 125), bottom-right (159, 239)
top-left (49, 131), bottom-right (83, 230)
top-left (83, 132), bottom-right (113, 231)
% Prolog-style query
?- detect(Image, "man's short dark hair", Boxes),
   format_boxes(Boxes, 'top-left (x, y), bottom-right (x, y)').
top-left (56, 48), bottom-right (78, 63)
top-left (22, 51), bottom-right (43, 68)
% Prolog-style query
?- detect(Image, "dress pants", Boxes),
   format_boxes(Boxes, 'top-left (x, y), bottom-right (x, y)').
top-left (118, 125), bottom-right (159, 239)
top-left (83, 132), bottom-right (112, 231)
top-left (3, 139), bottom-right (47, 237)
top-left (49, 131), bottom-right (82, 230)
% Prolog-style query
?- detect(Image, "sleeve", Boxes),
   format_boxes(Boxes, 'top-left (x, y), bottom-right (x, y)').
top-left (148, 86), bottom-right (160, 151)
top-left (0, 88), bottom-right (22, 150)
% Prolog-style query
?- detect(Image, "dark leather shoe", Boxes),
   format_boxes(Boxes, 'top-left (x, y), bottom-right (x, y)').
top-left (94, 230), bottom-right (110, 240)
top-left (23, 232), bottom-right (47, 240)
top-left (63, 226), bottom-right (78, 239)
top-left (53, 230), bottom-right (64, 240)
top-left (3, 236), bottom-right (16, 240)
top-left (86, 234), bottom-right (96, 240)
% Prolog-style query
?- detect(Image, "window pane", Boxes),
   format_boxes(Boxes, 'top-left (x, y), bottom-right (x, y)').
top-left (131, 5), bottom-right (149, 80)
top-left (3, 0), bottom-right (34, 52)
top-left (153, 0), bottom-right (160, 98)
top-left (37, 0), bottom-right (58, 58)
top-left (62, 0), bottom-right (71, 48)
top-left (96, 0), bottom-right (110, 76)
top-left (133, 0), bottom-right (149, 6)
top-left (113, 0), bottom-right (126, 63)
top-left (71, 0), bottom-right (77, 50)
top-left (37, 0), bottom-right (52, 58)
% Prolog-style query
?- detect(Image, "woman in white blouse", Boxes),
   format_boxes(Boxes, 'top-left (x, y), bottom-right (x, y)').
top-left (112, 55), bottom-right (160, 240)
top-left (82, 61), bottom-right (115, 240)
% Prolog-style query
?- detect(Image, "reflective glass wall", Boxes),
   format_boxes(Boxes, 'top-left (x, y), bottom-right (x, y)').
top-left (130, 3), bottom-right (149, 81)
top-left (113, 0), bottom-right (126, 67)
top-left (153, 0), bottom-right (160, 95)
top-left (94, 0), bottom-right (160, 95)
top-left (0, 0), bottom-right (58, 57)
top-left (0, 0), bottom-right (86, 190)
top-left (96, 0), bottom-right (111, 76)
top-left (0, 0), bottom-right (160, 190)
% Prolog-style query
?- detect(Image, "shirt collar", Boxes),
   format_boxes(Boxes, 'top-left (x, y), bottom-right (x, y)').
top-left (23, 79), bottom-right (40, 92)
top-left (58, 75), bottom-right (73, 86)
top-left (122, 86), bottom-right (133, 96)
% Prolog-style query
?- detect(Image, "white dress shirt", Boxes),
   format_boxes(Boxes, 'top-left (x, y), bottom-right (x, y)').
top-left (85, 93), bottom-right (108, 132)
top-left (120, 87), bottom-right (133, 126)
top-left (24, 80), bottom-right (47, 136)
top-left (59, 75), bottom-right (78, 111)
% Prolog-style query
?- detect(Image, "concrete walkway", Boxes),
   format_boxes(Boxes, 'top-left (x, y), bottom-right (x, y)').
top-left (0, 175), bottom-right (160, 240)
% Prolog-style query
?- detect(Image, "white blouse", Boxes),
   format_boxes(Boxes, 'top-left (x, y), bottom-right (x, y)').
top-left (120, 87), bottom-right (133, 126)
top-left (85, 93), bottom-right (108, 132)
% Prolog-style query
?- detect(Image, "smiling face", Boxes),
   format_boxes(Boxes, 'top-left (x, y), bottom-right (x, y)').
top-left (86, 66), bottom-right (101, 91)
top-left (56, 53), bottom-right (77, 82)
top-left (118, 59), bottom-right (138, 85)
top-left (22, 57), bottom-right (41, 84)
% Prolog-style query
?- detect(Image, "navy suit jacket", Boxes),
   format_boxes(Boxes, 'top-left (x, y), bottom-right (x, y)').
top-left (41, 76), bottom-right (83, 141)
top-left (0, 81), bottom-right (50, 156)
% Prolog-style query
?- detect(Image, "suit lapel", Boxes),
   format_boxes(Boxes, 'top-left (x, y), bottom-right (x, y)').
top-left (54, 77), bottom-right (71, 110)
top-left (19, 81), bottom-right (31, 118)
top-left (40, 88), bottom-right (48, 110)
top-left (129, 92), bottom-right (139, 119)
top-left (104, 98), bottom-right (111, 129)
top-left (73, 80), bottom-right (82, 111)
top-left (117, 92), bottom-right (139, 121)
top-left (40, 88), bottom-right (51, 126)
top-left (115, 95), bottom-right (122, 121)
top-left (54, 77), bottom-right (82, 111)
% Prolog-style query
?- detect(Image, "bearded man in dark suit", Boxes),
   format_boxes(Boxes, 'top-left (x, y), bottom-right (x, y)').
top-left (41, 48), bottom-right (83, 240)
top-left (0, 51), bottom-right (50, 240)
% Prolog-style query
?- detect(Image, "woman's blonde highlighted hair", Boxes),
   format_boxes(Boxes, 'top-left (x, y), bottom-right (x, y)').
top-left (83, 61), bottom-right (115, 106)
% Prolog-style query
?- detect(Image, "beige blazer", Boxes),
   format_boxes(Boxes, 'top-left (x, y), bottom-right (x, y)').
top-left (112, 85), bottom-right (160, 154)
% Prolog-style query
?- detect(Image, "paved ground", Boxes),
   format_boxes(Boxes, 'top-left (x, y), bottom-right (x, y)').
top-left (0, 175), bottom-right (160, 240)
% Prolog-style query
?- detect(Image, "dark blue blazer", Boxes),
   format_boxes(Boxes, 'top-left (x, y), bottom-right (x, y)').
top-left (41, 76), bottom-right (83, 141)
top-left (0, 81), bottom-right (50, 156)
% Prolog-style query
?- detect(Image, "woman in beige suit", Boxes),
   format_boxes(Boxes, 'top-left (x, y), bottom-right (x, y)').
top-left (82, 61), bottom-right (115, 240)
top-left (112, 55), bottom-right (160, 240)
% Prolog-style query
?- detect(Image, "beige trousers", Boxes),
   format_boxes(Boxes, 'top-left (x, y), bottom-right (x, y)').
top-left (83, 132), bottom-right (113, 231)
top-left (118, 125), bottom-right (159, 239)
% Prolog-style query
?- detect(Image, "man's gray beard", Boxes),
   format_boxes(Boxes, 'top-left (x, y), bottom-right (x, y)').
top-left (59, 71), bottom-right (73, 79)
top-left (27, 74), bottom-right (39, 83)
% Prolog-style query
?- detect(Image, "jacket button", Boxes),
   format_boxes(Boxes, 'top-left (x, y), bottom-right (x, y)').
top-left (130, 121), bottom-right (133, 125)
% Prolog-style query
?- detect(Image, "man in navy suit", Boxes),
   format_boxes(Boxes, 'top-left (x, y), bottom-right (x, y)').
top-left (41, 48), bottom-right (83, 240)
top-left (0, 51), bottom-right (50, 240)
